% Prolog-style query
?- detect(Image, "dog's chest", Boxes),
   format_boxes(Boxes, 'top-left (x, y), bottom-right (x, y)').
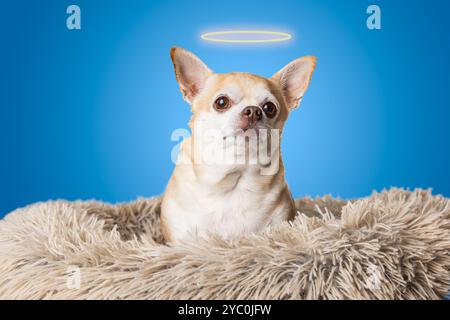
top-left (164, 167), bottom-right (287, 241)
top-left (197, 176), bottom-right (272, 232)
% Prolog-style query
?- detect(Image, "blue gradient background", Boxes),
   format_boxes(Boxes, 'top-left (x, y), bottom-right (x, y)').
top-left (1, 0), bottom-right (449, 217)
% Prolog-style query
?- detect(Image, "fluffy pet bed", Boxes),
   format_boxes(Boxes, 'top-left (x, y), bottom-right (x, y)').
top-left (0, 188), bottom-right (449, 300)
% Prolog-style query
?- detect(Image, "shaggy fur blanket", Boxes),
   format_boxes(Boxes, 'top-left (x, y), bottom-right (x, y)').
top-left (0, 188), bottom-right (449, 300)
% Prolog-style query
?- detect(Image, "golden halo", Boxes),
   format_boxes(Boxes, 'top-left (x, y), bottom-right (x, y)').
top-left (201, 30), bottom-right (292, 43)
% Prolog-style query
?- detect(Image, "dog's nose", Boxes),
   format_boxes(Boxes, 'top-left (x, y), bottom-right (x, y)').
top-left (241, 106), bottom-right (262, 121)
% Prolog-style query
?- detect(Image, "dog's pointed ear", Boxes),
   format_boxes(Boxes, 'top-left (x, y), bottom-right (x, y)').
top-left (170, 47), bottom-right (213, 103)
top-left (272, 56), bottom-right (317, 110)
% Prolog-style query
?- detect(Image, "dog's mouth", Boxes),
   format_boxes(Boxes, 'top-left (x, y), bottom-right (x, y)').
top-left (241, 123), bottom-right (258, 132)
top-left (238, 118), bottom-right (260, 132)
top-left (221, 125), bottom-right (271, 141)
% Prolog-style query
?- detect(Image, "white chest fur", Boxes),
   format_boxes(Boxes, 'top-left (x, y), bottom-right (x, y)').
top-left (161, 143), bottom-right (294, 243)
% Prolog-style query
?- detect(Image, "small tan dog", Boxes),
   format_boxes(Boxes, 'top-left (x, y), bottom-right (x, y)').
top-left (161, 47), bottom-right (316, 243)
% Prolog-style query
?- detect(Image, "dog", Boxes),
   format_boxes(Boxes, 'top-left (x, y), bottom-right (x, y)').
top-left (161, 47), bottom-right (316, 243)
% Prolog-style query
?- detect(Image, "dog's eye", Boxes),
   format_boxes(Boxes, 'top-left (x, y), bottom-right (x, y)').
top-left (213, 96), bottom-right (230, 111)
top-left (262, 102), bottom-right (277, 118)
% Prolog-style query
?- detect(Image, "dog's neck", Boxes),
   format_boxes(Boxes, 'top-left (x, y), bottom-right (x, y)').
top-left (178, 132), bottom-right (284, 192)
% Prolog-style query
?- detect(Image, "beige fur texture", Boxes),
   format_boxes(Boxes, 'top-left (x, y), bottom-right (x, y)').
top-left (0, 188), bottom-right (449, 300)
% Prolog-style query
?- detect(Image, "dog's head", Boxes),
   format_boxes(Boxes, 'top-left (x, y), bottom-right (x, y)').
top-left (170, 47), bottom-right (316, 137)
top-left (170, 47), bottom-right (316, 171)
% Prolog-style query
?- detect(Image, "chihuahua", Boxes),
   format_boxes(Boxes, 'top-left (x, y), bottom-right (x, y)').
top-left (161, 47), bottom-right (316, 243)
